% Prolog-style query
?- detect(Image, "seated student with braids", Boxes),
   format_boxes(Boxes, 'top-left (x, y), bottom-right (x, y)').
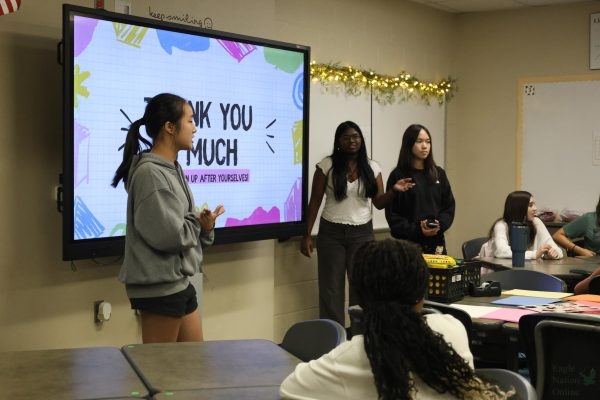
top-left (280, 239), bottom-right (513, 400)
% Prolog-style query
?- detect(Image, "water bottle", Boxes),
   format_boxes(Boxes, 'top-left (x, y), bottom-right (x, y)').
top-left (510, 221), bottom-right (530, 267)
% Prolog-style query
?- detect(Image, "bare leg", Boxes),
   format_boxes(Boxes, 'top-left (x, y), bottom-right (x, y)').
top-left (140, 311), bottom-right (181, 343)
top-left (177, 309), bottom-right (204, 342)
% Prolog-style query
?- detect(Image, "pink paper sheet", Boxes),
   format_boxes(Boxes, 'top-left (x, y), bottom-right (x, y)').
top-left (480, 308), bottom-right (538, 323)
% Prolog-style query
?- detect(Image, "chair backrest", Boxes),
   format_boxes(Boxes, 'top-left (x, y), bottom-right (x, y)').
top-left (519, 312), bottom-right (600, 390)
top-left (423, 300), bottom-right (473, 341)
top-left (350, 302), bottom-right (473, 340)
top-left (476, 368), bottom-right (537, 400)
top-left (483, 269), bottom-right (567, 292)
top-left (519, 313), bottom-right (600, 399)
top-left (279, 319), bottom-right (347, 362)
top-left (589, 275), bottom-right (600, 294)
top-left (462, 237), bottom-right (489, 261)
top-left (348, 305), bottom-right (364, 337)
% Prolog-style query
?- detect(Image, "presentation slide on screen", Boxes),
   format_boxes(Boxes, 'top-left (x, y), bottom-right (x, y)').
top-left (72, 16), bottom-right (305, 240)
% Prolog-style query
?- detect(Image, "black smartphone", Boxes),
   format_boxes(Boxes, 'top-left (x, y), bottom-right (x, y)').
top-left (426, 219), bottom-right (439, 228)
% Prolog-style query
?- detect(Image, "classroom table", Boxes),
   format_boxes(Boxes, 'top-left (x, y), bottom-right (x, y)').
top-left (122, 339), bottom-right (300, 395)
top-left (452, 295), bottom-right (522, 371)
top-left (152, 386), bottom-right (282, 400)
top-left (575, 255), bottom-right (600, 263)
top-left (478, 256), bottom-right (599, 274)
top-left (0, 346), bottom-right (149, 400)
top-left (454, 293), bottom-right (600, 372)
top-left (478, 256), bottom-right (599, 291)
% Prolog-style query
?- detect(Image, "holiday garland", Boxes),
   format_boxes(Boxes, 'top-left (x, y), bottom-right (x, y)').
top-left (310, 62), bottom-right (456, 105)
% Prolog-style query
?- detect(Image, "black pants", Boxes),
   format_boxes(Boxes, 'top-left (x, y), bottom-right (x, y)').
top-left (316, 218), bottom-right (374, 327)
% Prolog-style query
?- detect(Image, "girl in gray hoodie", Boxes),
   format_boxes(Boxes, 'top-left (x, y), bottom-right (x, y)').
top-left (112, 93), bottom-right (225, 343)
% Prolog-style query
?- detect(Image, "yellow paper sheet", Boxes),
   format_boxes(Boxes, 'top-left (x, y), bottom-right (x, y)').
top-left (501, 289), bottom-right (572, 299)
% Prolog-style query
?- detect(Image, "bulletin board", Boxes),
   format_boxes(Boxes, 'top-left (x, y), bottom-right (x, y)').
top-left (309, 84), bottom-right (446, 232)
top-left (518, 75), bottom-right (600, 214)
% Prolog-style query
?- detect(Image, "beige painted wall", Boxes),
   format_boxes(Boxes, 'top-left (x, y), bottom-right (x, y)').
top-left (446, 1), bottom-right (600, 260)
top-left (1, 0), bottom-right (595, 351)
top-left (0, 0), bottom-right (454, 351)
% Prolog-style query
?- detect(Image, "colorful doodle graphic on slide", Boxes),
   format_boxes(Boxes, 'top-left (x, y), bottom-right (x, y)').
top-left (71, 16), bottom-right (305, 239)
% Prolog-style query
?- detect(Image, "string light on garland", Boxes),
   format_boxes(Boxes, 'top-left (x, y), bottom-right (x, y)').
top-left (309, 62), bottom-right (456, 105)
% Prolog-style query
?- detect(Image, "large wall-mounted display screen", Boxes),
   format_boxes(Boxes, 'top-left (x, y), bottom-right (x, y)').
top-left (62, 5), bottom-right (309, 260)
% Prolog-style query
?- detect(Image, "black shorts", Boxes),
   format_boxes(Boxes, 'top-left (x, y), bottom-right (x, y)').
top-left (129, 283), bottom-right (198, 317)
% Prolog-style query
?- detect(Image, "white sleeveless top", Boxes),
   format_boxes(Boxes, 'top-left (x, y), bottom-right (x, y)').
top-left (317, 157), bottom-right (381, 225)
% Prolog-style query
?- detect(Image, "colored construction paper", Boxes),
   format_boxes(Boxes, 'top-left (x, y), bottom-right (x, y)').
top-left (563, 294), bottom-right (600, 303)
top-left (572, 300), bottom-right (600, 308)
top-left (480, 308), bottom-right (538, 323)
top-left (491, 296), bottom-right (561, 306)
top-left (502, 289), bottom-right (572, 299)
top-left (449, 304), bottom-right (500, 318)
top-left (517, 302), bottom-right (600, 313)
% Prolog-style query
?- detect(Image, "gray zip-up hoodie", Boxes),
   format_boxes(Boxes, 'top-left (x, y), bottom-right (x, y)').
top-left (118, 152), bottom-right (214, 299)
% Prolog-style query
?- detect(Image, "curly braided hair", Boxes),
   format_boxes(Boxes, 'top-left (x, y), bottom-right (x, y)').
top-left (350, 239), bottom-right (514, 400)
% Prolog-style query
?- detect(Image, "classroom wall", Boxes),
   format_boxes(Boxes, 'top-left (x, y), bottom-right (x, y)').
top-left (0, 0), bottom-right (455, 351)
top-left (3, 0), bottom-right (596, 351)
top-left (446, 1), bottom-right (600, 261)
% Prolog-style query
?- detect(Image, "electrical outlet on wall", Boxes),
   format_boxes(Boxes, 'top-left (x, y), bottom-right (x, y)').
top-left (94, 300), bottom-right (112, 323)
top-left (114, 0), bottom-right (131, 14)
top-left (93, 300), bottom-right (104, 323)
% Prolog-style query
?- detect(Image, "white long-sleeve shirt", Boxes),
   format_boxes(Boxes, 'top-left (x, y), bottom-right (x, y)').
top-left (479, 217), bottom-right (563, 260)
top-left (280, 314), bottom-right (473, 400)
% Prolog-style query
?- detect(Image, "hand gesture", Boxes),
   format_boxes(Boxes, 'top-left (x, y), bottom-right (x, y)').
top-left (393, 178), bottom-right (415, 192)
top-left (198, 204), bottom-right (226, 232)
top-left (537, 244), bottom-right (560, 259)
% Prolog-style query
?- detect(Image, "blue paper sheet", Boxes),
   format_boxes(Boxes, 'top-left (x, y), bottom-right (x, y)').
top-left (491, 296), bottom-right (562, 307)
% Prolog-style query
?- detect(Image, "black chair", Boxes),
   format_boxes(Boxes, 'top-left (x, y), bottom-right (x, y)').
top-left (471, 270), bottom-right (564, 371)
top-left (483, 269), bottom-right (567, 292)
top-left (348, 305), bottom-right (364, 337)
top-left (519, 313), bottom-right (600, 398)
top-left (462, 237), bottom-right (489, 261)
top-left (423, 300), bottom-right (514, 370)
top-left (589, 275), bottom-right (600, 294)
top-left (352, 303), bottom-right (512, 371)
top-left (279, 319), bottom-right (347, 362)
top-left (476, 368), bottom-right (537, 400)
top-left (350, 301), bottom-right (473, 341)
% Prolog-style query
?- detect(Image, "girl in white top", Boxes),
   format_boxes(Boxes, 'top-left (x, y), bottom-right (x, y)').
top-left (300, 121), bottom-right (413, 327)
top-left (281, 239), bottom-right (513, 400)
top-left (480, 190), bottom-right (563, 260)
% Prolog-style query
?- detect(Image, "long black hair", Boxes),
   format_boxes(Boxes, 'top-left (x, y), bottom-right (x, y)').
top-left (350, 239), bottom-right (510, 400)
top-left (111, 93), bottom-right (187, 187)
top-left (489, 190), bottom-right (536, 246)
top-left (329, 121), bottom-right (377, 201)
top-left (396, 124), bottom-right (438, 183)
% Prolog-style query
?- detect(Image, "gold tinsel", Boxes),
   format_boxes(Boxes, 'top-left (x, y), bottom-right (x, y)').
top-left (309, 62), bottom-right (456, 105)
